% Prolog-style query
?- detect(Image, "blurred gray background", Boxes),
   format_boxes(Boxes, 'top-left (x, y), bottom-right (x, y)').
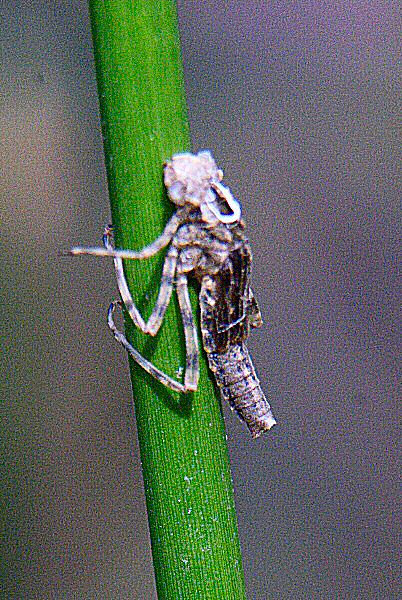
top-left (1, 1), bottom-right (399, 598)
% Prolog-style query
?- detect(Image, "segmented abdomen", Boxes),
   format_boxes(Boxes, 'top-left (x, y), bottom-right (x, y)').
top-left (207, 343), bottom-right (276, 438)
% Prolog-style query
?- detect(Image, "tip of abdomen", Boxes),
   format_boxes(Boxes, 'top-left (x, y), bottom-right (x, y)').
top-left (207, 344), bottom-right (277, 439)
top-left (223, 383), bottom-right (277, 439)
top-left (249, 411), bottom-right (277, 439)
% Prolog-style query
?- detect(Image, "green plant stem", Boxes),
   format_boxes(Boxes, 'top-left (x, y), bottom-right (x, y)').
top-left (88, 2), bottom-right (247, 598)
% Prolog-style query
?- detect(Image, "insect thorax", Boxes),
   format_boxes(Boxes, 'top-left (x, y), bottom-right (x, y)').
top-left (174, 216), bottom-right (247, 278)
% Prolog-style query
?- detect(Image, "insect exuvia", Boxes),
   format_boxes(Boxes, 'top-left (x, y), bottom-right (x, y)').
top-left (70, 151), bottom-right (276, 438)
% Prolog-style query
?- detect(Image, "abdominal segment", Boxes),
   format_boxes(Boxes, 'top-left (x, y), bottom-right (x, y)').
top-left (207, 343), bottom-right (276, 438)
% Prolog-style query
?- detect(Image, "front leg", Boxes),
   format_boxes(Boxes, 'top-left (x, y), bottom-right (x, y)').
top-left (104, 226), bottom-right (177, 335)
top-left (69, 211), bottom-right (182, 260)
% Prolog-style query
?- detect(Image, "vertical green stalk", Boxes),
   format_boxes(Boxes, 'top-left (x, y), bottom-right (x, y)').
top-left (88, 2), bottom-right (246, 598)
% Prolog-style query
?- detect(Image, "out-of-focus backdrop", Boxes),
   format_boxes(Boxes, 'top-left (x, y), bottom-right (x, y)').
top-left (1, 2), bottom-right (399, 598)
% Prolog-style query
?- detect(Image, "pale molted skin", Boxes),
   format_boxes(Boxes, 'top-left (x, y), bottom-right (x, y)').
top-left (70, 151), bottom-right (276, 437)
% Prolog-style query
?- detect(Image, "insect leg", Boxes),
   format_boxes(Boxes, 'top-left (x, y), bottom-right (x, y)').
top-left (248, 288), bottom-right (263, 328)
top-left (199, 275), bottom-right (218, 353)
top-left (69, 212), bottom-right (182, 260)
top-left (176, 271), bottom-right (199, 392)
top-left (104, 226), bottom-right (177, 335)
top-left (107, 301), bottom-right (187, 393)
top-left (145, 246), bottom-right (178, 335)
top-left (103, 226), bottom-right (145, 330)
